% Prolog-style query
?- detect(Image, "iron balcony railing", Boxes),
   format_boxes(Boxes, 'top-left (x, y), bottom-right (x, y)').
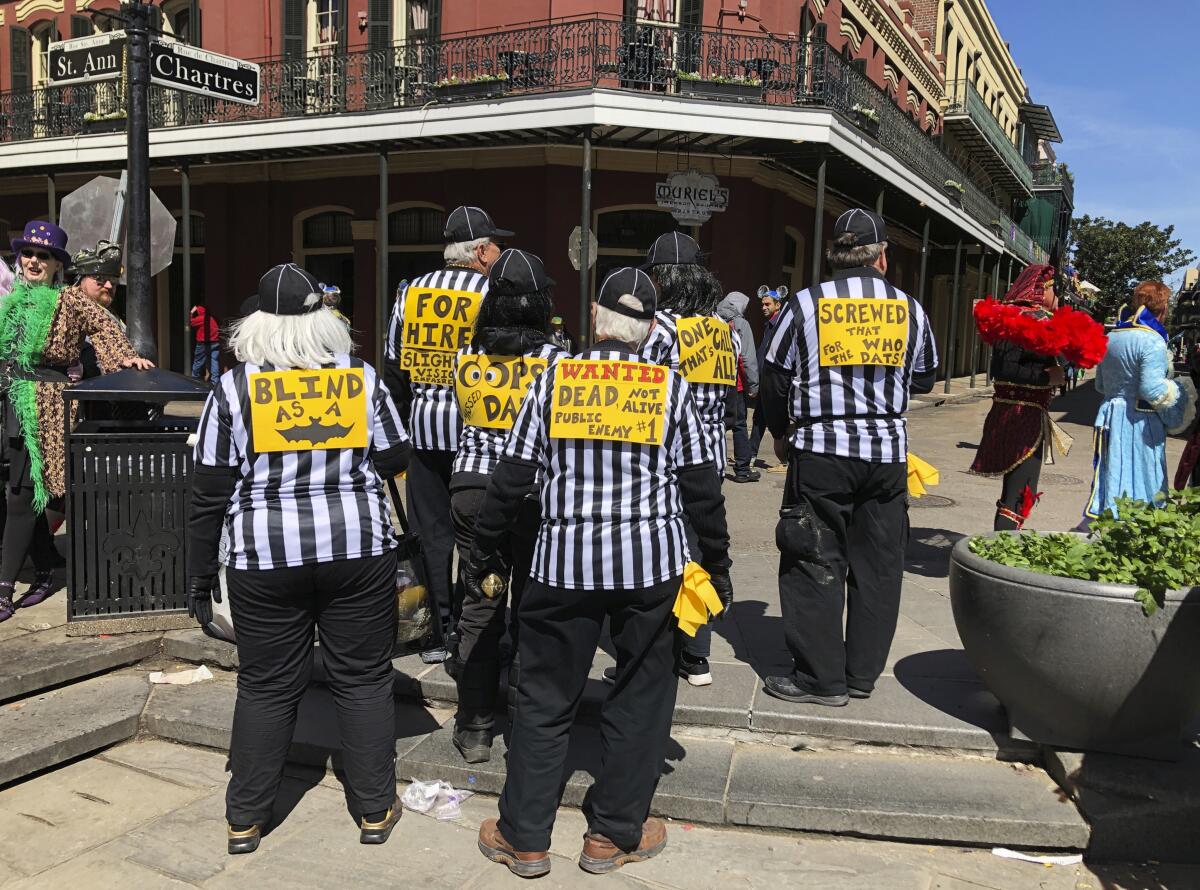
top-left (944, 79), bottom-right (1033, 194)
top-left (1032, 161), bottom-right (1075, 206)
top-left (0, 18), bottom-right (1011, 239)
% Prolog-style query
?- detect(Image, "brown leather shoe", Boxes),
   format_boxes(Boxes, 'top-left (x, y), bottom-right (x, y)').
top-left (477, 818), bottom-right (551, 878)
top-left (579, 817), bottom-right (667, 874)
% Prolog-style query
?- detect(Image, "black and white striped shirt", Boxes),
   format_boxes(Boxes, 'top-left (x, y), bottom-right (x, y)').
top-left (763, 267), bottom-right (936, 462)
top-left (641, 311), bottom-right (741, 474)
top-left (194, 354), bottom-right (409, 570)
top-left (452, 342), bottom-right (566, 477)
top-left (385, 268), bottom-right (489, 451)
top-left (501, 344), bottom-right (714, 590)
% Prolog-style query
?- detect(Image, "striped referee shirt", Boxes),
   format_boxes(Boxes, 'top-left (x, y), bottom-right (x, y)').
top-left (641, 311), bottom-right (741, 473)
top-left (385, 267), bottom-right (489, 451)
top-left (193, 354), bottom-right (409, 570)
top-left (453, 341), bottom-right (566, 477)
top-left (763, 266), bottom-right (937, 462)
top-left (501, 343), bottom-right (714, 590)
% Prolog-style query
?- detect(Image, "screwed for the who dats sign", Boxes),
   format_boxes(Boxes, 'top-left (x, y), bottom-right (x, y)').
top-left (817, 298), bottom-right (910, 367)
top-left (400, 288), bottom-right (484, 386)
top-left (550, 360), bottom-right (669, 445)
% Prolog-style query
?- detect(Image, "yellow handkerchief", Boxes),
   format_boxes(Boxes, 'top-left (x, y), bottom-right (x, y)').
top-left (673, 561), bottom-right (725, 638)
top-left (906, 452), bottom-right (939, 498)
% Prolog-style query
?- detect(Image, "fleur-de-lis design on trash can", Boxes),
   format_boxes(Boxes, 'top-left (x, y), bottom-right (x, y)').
top-left (102, 512), bottom-right (181, 580)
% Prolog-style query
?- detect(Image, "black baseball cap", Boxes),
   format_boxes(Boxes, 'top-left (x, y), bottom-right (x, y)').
top-left (643, 231), bottom-right (703, 268)
top-left (256, 263), bottom-right (324, 316)
top-left (596, 267), bottom-right (657, 320)
top-left (833, 208), bottom-right (888, 247)
top-left (489, 248), bottom-right (554, 296)
top-left (444, 206), bottom-right (514, 243)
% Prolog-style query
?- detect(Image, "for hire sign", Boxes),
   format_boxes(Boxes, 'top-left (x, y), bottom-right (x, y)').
top-left (655, 169), bottom-right (730, 226)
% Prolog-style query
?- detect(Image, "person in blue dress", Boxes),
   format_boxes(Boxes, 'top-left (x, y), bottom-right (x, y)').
top-left (1085, 281), bottom-right (1196, 522)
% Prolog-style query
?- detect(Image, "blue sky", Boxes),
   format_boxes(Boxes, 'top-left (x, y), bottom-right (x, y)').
top-left (989, 1), bottom-right (1200, 284)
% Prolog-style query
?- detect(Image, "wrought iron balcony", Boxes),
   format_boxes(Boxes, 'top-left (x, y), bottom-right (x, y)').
top-left (0, 18), bottom-right (1014, 245)
top-left (943, 80), bottom-right (1033, 197)
top-left (1032, 161), bottom-right (1074, 207)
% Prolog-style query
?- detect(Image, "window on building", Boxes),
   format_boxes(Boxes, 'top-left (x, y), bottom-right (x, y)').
top-left (10, 28), bottom-right (31, 93)
top-left (71, 15), bottom-right (93, 38)
top-left (168, 211), bottom-right (206, 374)
top-left (624, 0), bottom-right (703, 25)
top-left (595, 207), bottom-right (678, 287)
top-left (388, 205), bottom-right (444, 295)
top-left (162, 0), bottom-right (201, 46)
top-left (781, 227), bottom-right (805, 293)
top-left (300, 209), bottom-right (356, 321)
top-left (31, 20), bottom-right (60, 89)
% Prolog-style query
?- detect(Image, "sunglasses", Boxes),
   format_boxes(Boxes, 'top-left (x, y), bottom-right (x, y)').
top-left (20, 249), bottom-right (52, 262)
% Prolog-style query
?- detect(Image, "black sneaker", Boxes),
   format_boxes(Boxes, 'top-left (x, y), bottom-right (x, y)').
top-left (762, 675), bottom-right (848, 706)
top-left (729, 469), bottom-right (761, 483)
top-left (601, 666), bottom-right (617, 685)
top-left (677, 656), bottom-right (712, 687)
top-left (360, 798), bottom-right (402, 845)
top-left (848, 686), bottom-right (872, 700)
top-left (227, 824), bottom-right (261, 855)
top-left (421, 646), bottom-right (449, 665)
top-left (453, 725), bottom-right (493, 764)
top-left (752, 459), bottom-right (770, 469)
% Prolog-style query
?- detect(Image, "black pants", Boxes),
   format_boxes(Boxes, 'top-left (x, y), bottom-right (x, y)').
top-left (225, 551), bottom-right (398, 827)
top-left (406, 448), bottom-right (457, 638)
top-left (450, 486), bottom-right (539, 729)
top-left (748, 404), bottom-right (767, 460)
top-left (995, 448), bottom-right (1043, 530)
top-left (0, 440), bottom-right (61, 586)
top-left (777, 451), bottom-right (908, 697)
top-left (498, 575), bottom-right (680, 852)
top-left (727, 391), bottom-right (751, 473)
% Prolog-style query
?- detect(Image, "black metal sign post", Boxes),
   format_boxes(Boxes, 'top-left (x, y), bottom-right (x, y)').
top-left (123, 0), bottom-right (155, 363)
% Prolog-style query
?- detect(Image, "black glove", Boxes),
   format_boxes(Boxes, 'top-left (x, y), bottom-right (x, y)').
top-left (187, 574), bottom-right (218, 628)
top-left (462, 549), bottom-right (509, 603)
top-left (707, 569), bottom-right (733, 619)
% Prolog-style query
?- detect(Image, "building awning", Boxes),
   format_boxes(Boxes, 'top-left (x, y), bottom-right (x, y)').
top-left (1020, 102), bottom-right (1062, 143)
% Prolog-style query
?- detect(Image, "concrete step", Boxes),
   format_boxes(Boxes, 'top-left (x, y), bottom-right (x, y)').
top-left (162, 629), bottom-right (1032, 758)
top-left (0, 673), bottom-right (150, 786)
top-left (0, 628), bottom-right (161, 703)
top-left (141, 667), bottom-right (1088, 851)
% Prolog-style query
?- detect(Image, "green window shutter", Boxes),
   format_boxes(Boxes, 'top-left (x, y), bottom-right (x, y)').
top-left (10, 27), bottom-right (30, 92)
top-left (71, 15), bottom-right (94, 39)
top-left (681, 0), bottom-right (703, 29)
top-left (368, 0), bottom-right (391, 51)
top-left (282, 0), bottom-right (305, 60)
top-left (191, 0), bottom-right (202, 46)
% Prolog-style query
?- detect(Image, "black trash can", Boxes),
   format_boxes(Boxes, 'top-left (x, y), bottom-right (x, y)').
top-left (64, 368), bottom-right (211, 630)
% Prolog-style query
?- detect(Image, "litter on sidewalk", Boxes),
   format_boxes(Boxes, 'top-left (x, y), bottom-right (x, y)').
top-left (401, 778), bottom-right (473, 821)
top-left (991, 847), bottom-right (1083, 866)
top-left (149, 665), bottom-right (214, 685)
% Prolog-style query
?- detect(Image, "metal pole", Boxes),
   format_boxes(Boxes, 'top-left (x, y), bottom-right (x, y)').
top-left (182, 163), bottom-right (194, 377)
top-left (810, 155), bottom-right (826, 288)
top-left (47, 175), bottom-right (56, 224)
top-left (970, 247), bottom-right (986, 388)
top-left (124, 1), bottom-right (155, 362)
top-left (377, 149), bottom-right (388, 369)
top-left (875, 188), bottom-right (884, 216)
top-left (578, 128), bottom-right (593, 345)
top-left (917, 217), bottom-right (930, 303)
top-left (944, 238), bottom-right (962, 393)
top-left (1006, 255), bottom-right (1014, 292)
top-left (987, 254), bottom-right (1001, 384)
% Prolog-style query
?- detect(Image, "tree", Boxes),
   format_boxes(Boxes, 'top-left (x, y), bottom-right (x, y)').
top-left (1070, 216), bottom-right (1195, 320)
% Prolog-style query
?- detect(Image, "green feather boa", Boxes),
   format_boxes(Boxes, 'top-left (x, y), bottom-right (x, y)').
top-left (0, 283), bottom-right (61, 511)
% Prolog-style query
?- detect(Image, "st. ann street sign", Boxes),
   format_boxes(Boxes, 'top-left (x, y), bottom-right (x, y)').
top-left (150, 42), bottom-right (260, 107)
top-left (48, 31), bottom-right (126, 87)
top-left (49, 36), bottom-right (259, 107)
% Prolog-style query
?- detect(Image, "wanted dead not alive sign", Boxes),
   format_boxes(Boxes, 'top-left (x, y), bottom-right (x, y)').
top-left (817, 298), bottom-right (910, 367)
top-left (400, 288), bottom-right (483, 385)
top-left (550, 360), bottom-right (669, 445)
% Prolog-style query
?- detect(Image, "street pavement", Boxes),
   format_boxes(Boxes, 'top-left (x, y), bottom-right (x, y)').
top-left (0, 738), bottom-right (1191, 889)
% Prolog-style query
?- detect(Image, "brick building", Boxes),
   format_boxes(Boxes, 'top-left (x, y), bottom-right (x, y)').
top-left (0, 1), bottom-right (1072, 378)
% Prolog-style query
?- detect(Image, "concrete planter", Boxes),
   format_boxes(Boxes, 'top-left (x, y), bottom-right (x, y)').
top-left (432, 80), bottom-right (510, 103)
top-left (949, 534), bottom-right (1200, 760)
top-left (678, 79), bottom-right (762, 103)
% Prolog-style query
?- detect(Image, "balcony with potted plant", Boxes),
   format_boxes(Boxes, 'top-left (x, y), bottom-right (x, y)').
top-left (431, 72), bottom-right (510, 103)
top-left (676, 70), bottom-right (763, 103)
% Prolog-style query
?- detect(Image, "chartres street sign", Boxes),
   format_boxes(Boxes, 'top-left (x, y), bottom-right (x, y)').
top-left (655, 169), bottom-right (730, 226)
top-left (48, 31), bottom-right (127, 87)
top-left (150, 42), bottom-right (260, 106)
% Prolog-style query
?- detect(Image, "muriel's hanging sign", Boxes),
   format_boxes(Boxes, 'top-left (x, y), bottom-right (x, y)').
top-left (655, 169), bottom-right (730, 226)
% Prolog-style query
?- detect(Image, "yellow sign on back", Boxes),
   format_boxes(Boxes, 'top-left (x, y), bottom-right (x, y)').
top-left (817, 297), bottom-right (909, 367)
top-left (399, 287), bottom-right (483, 385)
top-left (549, 359), bottom-right (669, 445)
top-left (676, 316), bottom-right (736, 385)
top-left (456, 354), bottom-right (550, 430)
top-left (248, 368), bottom-right (368, 452)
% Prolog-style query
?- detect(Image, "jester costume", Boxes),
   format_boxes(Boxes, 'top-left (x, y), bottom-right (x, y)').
top-left (1086, 305), bottom-right (1195, 520)
top-left (969, 264), bottom-right (1107, 529)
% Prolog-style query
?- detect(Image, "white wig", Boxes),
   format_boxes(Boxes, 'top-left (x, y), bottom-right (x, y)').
top-left (593, 294), bottom-right (653, 350)
top-left (229, 302), bottom-right (354, 369)
top-left (444, 237), bottom-right (490, 266)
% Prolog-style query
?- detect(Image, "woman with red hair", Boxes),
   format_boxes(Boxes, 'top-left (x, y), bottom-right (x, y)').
top-left (969, 264), bottom-right (1107, 529)
top-left (1084, 281), bottom-right (1194, 521)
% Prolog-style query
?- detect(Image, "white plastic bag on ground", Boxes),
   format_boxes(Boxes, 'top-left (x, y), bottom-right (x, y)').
top-left (149, 665), bottom-right (213, 685)
top-left (991, 847), bottom-right (1083, 866)
top-left (401, 778), bottom-right (473, 820)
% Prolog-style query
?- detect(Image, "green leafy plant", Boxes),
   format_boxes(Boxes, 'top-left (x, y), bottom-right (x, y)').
top-left (434, 73), bottom-right (509, 87)
top-left (943, 179), bottom-right (965, 194)
top-left (850, 103), bottom-right (879, 123)
top-left (83, 110), bottom-right (127, 122)
top-left (969, 490), bottom-right (1200, 615)
top-left (676, 71), bottom-right (761, 86)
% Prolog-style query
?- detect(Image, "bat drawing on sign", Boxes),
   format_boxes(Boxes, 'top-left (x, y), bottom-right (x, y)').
top-left (278, 418), bottom-right (355, 445)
